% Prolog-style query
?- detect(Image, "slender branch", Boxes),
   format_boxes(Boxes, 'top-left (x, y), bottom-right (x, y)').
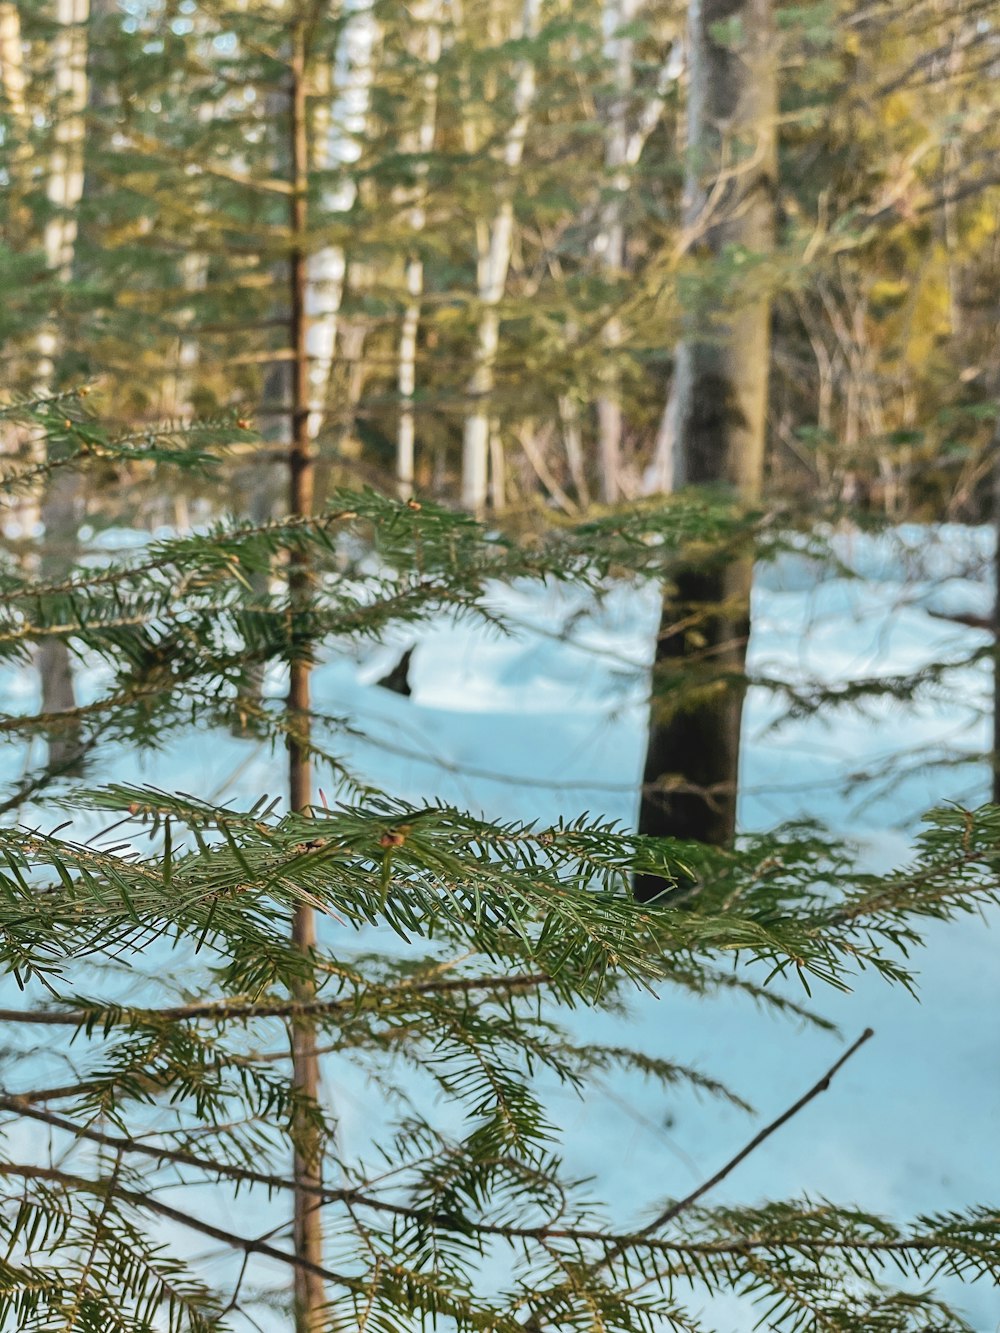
top-left (636, 1029), bottom-right (875, 1237)
top-left (0, 1163), bottom-right (361, 1290)
top-left (0, 1095), bottom-right (440, 1226)
top-left (5, 1031), bottom-right (992, 1276)
top-left (0, 973), bottom-right (551, 1029)
top-left (0, 1095), bottom-right (320, 1199)
top-left (1, 1078), bottom-right (101, 1104)
top-left (0, 505), bottom-right (362, 605)
top-left (0, 1033), bottom-right (873, 1251)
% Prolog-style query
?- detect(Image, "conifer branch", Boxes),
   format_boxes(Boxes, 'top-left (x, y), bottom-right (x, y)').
top-left (0, 1163), bottom-right (363, 1291)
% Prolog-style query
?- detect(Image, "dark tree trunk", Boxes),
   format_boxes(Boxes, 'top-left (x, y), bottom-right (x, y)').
top-left (635, 0), bottom-right (776, 899)
top-left (638, 561), bottom-right (750, 855)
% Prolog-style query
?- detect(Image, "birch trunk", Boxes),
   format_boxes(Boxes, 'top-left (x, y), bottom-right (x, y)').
top-left (594, 0), bottom-right (636, 504)
top-left (460, 0), bottom-right (540, 514)
top-left (0, 4), bottom-right (27, 138)
top-left (595, 5), bottom-right (683, 503)
top-left (396, 256), bottom-right (423, 498)
top-left (643, 371), bottom-right (680, 494)
top-left (396, 0), bottom-right (442, 498)
top-left (636, 0), bottom-right (776, 892)
top-left (0, 1), bottom-right (30, 459)
top-left (36, 0), bottom-right (89, 385)
top-left (305, 0), bottom-right (379, 444)
top-left (165, 96), bottom-right (213, 418)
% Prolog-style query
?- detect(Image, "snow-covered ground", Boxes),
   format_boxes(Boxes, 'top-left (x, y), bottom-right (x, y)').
top-left (325, 527), bottom-right (1000, 1328)
top-left (3, 525), bottom-right (999, 1328)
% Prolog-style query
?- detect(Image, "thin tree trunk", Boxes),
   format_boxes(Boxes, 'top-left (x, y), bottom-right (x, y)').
top-left (288, 27), bottom-right (324, 1330)
top-left (396, 0), bottom-right (442, 498)
top-left (2, 0), bottom-right (51, 410)
top-left (303, 53), bottom-right (343, 445)
top-left (164, 97), bottom-right (213, 419)
top-left (596, 5), bottom-right (683, 503)
top-left (32, 0), bottom-right (93, 772)
top-left (558, 393), bottom-right (591, 507)
top-left (594, 0), bottom-right (636, 505)
top-left (0, 0), bottom-right (30, 337)
top-left (489, 419), bottom-right (506, 511)
top-left (36, 0), bottom-right (89, 386)
top-left (640, 35), bottom-right (687, 500)
top-left (37, 467), bottom-right (82, 774)
top-left (642, 370), bottom-right (680, 494)
top-left (0, 3), bottom-right (27, 137)
top-left (636, 0), bottom-right (776, 897)
top-left (169, 250), bottom-right (209, 418)
top-left (463, 305), bottom-right (502, 512)
top-left (306, 0), bottom-right (379, 445)
top-left (396, 259), bottom-right (422, 498)
top-left (460, 0), bottom-right (540, 514)
top-left (237, 74), bottom-right (297, 735)
top-left (335, 290), bottom-right (372, 464)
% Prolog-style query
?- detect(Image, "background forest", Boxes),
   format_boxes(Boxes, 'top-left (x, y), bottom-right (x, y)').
top-left (3, 0), bottom-right (1000, 512)
top-left (2, 0), bottom-right (1000, 1331)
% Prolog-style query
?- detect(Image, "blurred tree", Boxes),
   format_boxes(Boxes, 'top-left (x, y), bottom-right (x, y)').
top-left (1, 0), bottom-right (999, 509)
top-left (635, 0), bottom-right (777, 888)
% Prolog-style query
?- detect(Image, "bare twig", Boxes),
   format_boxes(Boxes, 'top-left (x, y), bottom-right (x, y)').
top-left (636, 1028), bottom-right (875, 1237)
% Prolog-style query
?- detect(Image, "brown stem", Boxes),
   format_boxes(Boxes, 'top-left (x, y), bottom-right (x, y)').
top-left (0, 973), bottom-right (552, 1031)
top-left (0, 1163), bottom-right (359, 1293)
top-left (519, 1027), bottom-right (878, 1333)
top-left (628, 1028), bottom-right (875, 1242)
top-left (287, 23), bottom-right (325, 1331)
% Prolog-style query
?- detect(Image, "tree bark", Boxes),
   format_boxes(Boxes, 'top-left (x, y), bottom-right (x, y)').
top-left (0, 3), bottom-right (27, 133)
top-left (32, 0), bottom-right (100, 774)
top-left (558, 393), bottom-right (591, 507)
top-left (36, 0), bottom-right (89, 385)
top-left (635, 0), bottom-right (776, 897)
top-left (288, 26), bottom-right (324, 1330)
top-left (37, 466), bottom-right (83, 775)
top-left (596, 4), bottom-right (683, 504)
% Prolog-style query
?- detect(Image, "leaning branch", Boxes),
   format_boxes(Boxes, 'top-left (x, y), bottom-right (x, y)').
top-left (0, 1031), bottom-right (875, 1253)
top-left (634, 1027), bottom-right (875, 1236)
top-left (0, 1162), bottom-right (362, 1290)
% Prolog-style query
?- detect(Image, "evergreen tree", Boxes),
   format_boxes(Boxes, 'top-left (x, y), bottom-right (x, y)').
top-left (3, 2), bottom-right (1000, 1325)
top-left (0, 397), bottom-right (998, 1329)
